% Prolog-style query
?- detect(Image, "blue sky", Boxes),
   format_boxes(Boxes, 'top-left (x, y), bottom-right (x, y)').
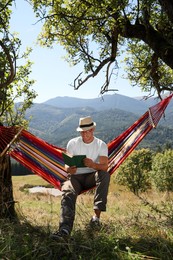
top-left (10, 0), bottom-right (149, 103)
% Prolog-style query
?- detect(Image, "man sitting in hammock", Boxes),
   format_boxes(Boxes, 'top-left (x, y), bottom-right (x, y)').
top-left (52, 116), bottom-right (110, 239)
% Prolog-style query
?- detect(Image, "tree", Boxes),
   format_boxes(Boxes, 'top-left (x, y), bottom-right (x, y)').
top-left (151, 149), bottom-right (173, 194)
top-left (115, 149), bottom-right (152, 195)
top-left (30, 0), bottom-right (173, 97)
top-left (0, 0), bottom-right (16, 90)
top-left (0, 0), bottom-right (37, 220)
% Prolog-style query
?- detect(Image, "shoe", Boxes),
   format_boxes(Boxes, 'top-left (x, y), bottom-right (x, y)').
top-left (50, 228), bottom-right (70, 240)
top-left (90, 216), bottom-right (100, 227)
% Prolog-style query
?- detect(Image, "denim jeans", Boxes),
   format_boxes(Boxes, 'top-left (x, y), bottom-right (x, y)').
top-left (59, 170), bottom-right (110, 233)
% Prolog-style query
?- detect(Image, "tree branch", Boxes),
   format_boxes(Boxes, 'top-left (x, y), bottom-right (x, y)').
top-left (120, 22), bottom-right (173, 70)
top-left (0, 0), bottom-right (13, 13)
top-left (100, 60), bottom-right (118, 94)
top-left (71, 57), bottom-right (111, 90)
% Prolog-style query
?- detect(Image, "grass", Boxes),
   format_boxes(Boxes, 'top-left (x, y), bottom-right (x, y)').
top-left (0, 175), bottom-right (173, 259)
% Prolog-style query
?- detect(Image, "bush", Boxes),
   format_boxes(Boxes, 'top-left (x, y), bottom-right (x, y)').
top-left (115, 149), bottom-right (152, 195)
top-left (151, 149), bottom-right (173, 192)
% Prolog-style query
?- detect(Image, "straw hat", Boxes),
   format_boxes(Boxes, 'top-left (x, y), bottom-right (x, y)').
top-left (76, 116), bottom-right (96, 131)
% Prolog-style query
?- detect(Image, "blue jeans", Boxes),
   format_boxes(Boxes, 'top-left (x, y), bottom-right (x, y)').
top-left (59, 170), bottom-right (110, 233)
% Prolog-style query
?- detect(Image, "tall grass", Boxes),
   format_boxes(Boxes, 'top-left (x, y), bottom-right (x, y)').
top-left (0, 175), bottom-right (173, 259)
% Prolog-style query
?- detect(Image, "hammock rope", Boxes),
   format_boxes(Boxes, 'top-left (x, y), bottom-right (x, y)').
top-left (1, 94), bottom-right (172, 191)
top-left (0, 126), bottom-right (23, 157)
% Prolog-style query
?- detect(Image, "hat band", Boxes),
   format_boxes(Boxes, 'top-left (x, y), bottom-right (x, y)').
top-left (79, 122), bottom-right (94, 128)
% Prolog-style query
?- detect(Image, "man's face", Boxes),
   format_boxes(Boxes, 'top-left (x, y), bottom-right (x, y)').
top-left (80, 128), bottom-right (94, 143)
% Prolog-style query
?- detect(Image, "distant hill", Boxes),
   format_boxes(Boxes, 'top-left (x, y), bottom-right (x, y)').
top-left (43, 94), bottom-right (149, 115)
top-left (25, 93), bottom-right (173, 150)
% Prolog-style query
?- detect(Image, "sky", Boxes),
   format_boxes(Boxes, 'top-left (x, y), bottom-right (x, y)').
top-left (10, 0), bottom-right (150, 103)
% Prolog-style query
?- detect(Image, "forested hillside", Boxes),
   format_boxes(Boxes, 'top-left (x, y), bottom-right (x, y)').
top-left (25, 94), bottom-right (173, 150)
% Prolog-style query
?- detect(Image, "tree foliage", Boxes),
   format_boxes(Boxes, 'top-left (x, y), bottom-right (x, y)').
top-left (0, 0), bottom-right (37, 220)
top-left (30, 0), bottom-right (173, 97)
top-left (0, 0), bottom-right (37, 126)
top-left (0, 0), bottom-right (16, 89)
top-left (115, 149), bottom-right (152, 195)
top-left (151, 149), bottom-right (173, 192)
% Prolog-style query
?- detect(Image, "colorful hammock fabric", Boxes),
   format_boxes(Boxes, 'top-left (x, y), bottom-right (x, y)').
top-left (2, 94), bottom-right (173, 191)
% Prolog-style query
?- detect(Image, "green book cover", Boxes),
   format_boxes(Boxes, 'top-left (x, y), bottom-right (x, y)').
top-left (62, 152), bottom-right (86, 167)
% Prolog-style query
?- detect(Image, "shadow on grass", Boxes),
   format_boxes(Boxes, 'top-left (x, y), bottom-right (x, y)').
top-left (0, 219), bottom-right (173, 260)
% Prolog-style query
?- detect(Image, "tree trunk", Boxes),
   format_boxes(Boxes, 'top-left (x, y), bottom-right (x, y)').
top-left (0, 154), bottom-right (17, 220)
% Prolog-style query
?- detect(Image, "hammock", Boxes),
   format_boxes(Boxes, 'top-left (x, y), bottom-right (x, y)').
top-left (1, 94), bottom-right (172, 191)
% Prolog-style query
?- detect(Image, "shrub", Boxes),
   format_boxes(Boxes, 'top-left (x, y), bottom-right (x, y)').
top-left (151, 149), bottom-right (173, 192)
top-left (115, 149), bottom-right (152, 195)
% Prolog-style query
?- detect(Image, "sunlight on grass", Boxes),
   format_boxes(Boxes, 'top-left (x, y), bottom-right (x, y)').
top-left (0, 175), bottom-right (171, 259)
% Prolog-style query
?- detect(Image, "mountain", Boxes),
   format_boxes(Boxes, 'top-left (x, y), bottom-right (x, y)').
top-left (25, 93), bottom-right (173, 150)
top-left (43, 94), bottom-right (149, 115)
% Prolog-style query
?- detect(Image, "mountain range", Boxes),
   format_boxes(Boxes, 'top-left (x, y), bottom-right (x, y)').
top-left (25, 93), bottom-right (173, 150)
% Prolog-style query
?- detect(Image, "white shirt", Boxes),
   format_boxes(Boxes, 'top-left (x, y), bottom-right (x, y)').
top-left (67, 136), bottom-right (108, 174)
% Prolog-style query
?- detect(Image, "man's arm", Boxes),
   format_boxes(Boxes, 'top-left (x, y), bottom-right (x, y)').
top-left (84, 156), bottom-right (108, 172)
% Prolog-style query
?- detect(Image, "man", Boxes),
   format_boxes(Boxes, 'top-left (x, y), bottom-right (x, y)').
top-left (52, 116), bottom-right (110, 239)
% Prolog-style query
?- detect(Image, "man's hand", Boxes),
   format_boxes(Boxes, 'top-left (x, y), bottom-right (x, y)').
top-left (84, 156), bottom-right (108, 171)
top-left (66, 165), bottom-right (77, 175)
top-left (83, 158), bottom-right (94, 168)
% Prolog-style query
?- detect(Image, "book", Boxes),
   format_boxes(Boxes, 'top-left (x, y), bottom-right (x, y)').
top-left (62, 152), bottom-right (86, 167)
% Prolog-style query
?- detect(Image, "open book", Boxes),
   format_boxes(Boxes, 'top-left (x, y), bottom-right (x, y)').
top-left (62, 152), bottom-right (86, 167)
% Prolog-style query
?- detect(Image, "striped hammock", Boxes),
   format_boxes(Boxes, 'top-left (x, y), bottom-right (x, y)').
top-left (1, 94), bottom-right (172, 191)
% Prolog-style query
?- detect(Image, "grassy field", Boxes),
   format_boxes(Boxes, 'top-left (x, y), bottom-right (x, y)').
top-left (0, 174), bottom-right (173, 259)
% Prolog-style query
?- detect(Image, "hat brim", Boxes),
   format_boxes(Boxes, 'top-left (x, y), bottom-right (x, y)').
top-left (76, 122), bottom-right (96, 132)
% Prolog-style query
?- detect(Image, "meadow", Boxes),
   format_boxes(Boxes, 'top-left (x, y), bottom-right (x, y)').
top-left (0, 174), bottom-right (173, 259)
